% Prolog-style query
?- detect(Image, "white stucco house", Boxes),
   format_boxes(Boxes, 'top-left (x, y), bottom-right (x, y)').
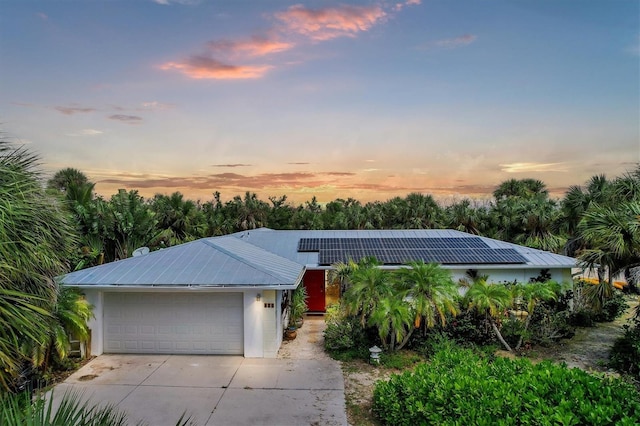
top-left (60, 228), bottom-right (576, 358)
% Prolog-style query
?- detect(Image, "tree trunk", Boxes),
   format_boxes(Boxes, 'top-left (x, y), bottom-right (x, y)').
top-left (396, 327), bottom-right (414, 351)
top-left (515, 314), bottom-right (533, 351)
top-left (491, 320), bottom-right (513, 352)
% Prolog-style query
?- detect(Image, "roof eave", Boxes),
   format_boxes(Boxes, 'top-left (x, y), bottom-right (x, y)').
top-left (62, 283), bottom-right (300, 290)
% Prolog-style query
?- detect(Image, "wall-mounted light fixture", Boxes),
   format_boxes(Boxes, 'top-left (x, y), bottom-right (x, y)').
top-left (256, 293), bottom-right (261, 302)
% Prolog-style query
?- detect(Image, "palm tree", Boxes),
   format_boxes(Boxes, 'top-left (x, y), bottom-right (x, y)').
top-left (578, 202), bottom-right (640, 291)
top-left (328, 260), bottom-right (358, 295)
top-left (0, 139), bottom-right (77, 390)
top-left (512, 281), bottom-right (559, 350)
top-left (24, 287), bottom-right (93, 373)
top-left (464, 280), bottom-right (513, 352)
top-left (493, 178), bottom-right (548, 201)
top-left (46, 168), bottom-right (90, 194)
top-left (369, 296), bottom-right (414, 351)
top-left (342, 261), bottom-right (393, 326)
top-left (444, 199), bottom-right (487, 235)
top-left (397, 261), bottom-right (459, 334)
top-left (106, 189), bottom-right (157, 260)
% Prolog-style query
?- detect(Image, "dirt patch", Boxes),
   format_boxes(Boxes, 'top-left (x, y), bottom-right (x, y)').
top-left (342, 360), bottom-right (392, 426)
top-left (277, 316), bottom-right (331, 360)
top-left (528, 296), bottom-right (637, 374)
top-left (78, 374), bottom-right (99, 382)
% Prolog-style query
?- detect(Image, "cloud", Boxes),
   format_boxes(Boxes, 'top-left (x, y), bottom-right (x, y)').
top-left (153, 0), bottom-right (201, 5)
top-left (394, 0), bottom-right (422, 11)
top-left (81, 129), bottom-right (103, 135)
top-left (54, 105), bottom-right (96, 115)
top-left (99, 171), bottom-right (324, 190)
top-left (212, 164), bottom-right (253, 168)
top-left (160, 1), bottom-right (419, 81)
top-left (500, 162), bottom-right (569, 173)
top-left (160, 56), bottom-right (272, 79)
top-left (288, 162), bottom-right (310, 165)
top-left (108, 114), bottom-right (143, 124)
top-left (65, 129), bottom-right (103, 137)
top-left (325, 172), bottom-right (356, 176)
top-left (273, 4), bottom-right (387, 41)
top-left (141, 101), bottom-right (174, 110)
top-left (207, 35), bottom-right (294, 57)
top-left (433, 34), bottom-right (478, 49)
top-left (37, 12), bottom-right (48, 20)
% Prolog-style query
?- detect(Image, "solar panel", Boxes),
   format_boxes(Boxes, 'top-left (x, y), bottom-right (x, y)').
top-left (494, 249), bottom-right (528, 264)
top-left (464, 238), bottom-right (490, 249)
top-left (298, 238), bottom-right (320, 252)
top-left (301, 237), bottom-right (527, 265)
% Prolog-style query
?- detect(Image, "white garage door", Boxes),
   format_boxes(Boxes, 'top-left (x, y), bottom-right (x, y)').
top-left (103, 292), bottom-right (243, 355)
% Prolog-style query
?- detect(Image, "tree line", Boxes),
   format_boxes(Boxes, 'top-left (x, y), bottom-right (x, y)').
top-left (51, 164), bottom-right (640, 289)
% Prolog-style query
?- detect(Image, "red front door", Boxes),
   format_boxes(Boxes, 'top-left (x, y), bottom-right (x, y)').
top-left (304, 270), bottom-right (326, 312)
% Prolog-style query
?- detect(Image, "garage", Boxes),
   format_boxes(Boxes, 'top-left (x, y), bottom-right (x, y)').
top-left (103, 292), bottom-right (244, 355)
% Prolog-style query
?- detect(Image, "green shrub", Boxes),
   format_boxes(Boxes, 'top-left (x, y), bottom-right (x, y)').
top-left (438, 309), bottom-right (496, 346)
top-left (610, 316), bottom-right (640, 380)
top-left (373, 345), bottom-right (640, 425)
top-left (528, 302), bottom-right (575, 346)
top-left (593, 291), bottom-right (628, 322)
top-left (323, 303), bottom-right (368, 359)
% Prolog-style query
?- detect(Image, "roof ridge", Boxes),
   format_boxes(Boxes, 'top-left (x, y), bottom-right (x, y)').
top-left (201, 237), bottom-right (294, 283)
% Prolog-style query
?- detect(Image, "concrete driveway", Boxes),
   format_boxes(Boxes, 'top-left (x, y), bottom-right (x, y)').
top-left (50, 354), bottom-right (347, 425)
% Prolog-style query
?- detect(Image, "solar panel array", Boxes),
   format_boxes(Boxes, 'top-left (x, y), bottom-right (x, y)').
top-left (297, 237), bottom-right (528, 266)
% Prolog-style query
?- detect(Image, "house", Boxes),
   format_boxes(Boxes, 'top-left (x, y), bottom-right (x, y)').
top-left (60, 228), bottom-right (576, 358)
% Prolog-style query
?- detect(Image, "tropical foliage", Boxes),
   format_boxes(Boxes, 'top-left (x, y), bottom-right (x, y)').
top-left (0, 139), bottom-right (84, 392)
top-left (373, 343), bottom-right (640, 425)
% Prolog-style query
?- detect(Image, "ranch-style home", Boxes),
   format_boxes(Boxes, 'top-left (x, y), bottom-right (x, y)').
top-left (60, 228), bottom-right (577, 358)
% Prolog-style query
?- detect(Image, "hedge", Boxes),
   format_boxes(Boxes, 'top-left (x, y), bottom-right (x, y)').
top-left (373, 346), bottom-right (640, 425)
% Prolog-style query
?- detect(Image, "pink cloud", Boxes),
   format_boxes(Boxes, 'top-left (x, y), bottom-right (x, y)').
top-left (274, 4), bottom-right (387, 41)
top-left (207, 35), bottom-right (294, 57)
top-left (160, 56), bottom-right (272, 79)
top-left (434, 34), bottom-right (478, 48)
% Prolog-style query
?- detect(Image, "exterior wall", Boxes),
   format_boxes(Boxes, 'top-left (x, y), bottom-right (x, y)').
top-left (83, 289), bottom-right (103, 356)
top-left (275, 290), bottom-right (284, 350)
top-left (243, 290), bottom-right (264, 358)
top-left (449, 268), bottom-right (572, 285)
top-left (262, 290), bottom-right (278, 357)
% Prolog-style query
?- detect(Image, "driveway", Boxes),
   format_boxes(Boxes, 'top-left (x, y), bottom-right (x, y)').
top-left (51, 354), bottom-right (346, 425)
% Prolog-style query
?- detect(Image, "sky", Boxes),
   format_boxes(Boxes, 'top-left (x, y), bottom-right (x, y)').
top-left (1, 0), bottom-right (638, 204)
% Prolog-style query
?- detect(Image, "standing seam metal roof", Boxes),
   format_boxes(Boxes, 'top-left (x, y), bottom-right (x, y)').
top-left (60, 236), bottom-right (304, 287)
top-left (60, 228), bottom-right (576, 288)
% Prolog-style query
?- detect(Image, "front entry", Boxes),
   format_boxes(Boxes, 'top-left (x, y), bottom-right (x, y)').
top-left (304, 270), bottom-right (326, 312)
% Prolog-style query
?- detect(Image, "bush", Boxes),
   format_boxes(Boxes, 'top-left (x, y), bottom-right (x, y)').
top-left (373, 345), bottom-right (640, 425)
top-left (610, 312), bottom-right (640, 380)
top-left (528, 303), bottom-right (575, 346)
top-left (438, 310), bottom-right (496, 346)
top-left (323, 303), bottom-right (369, 359)
top-left (593, 290), bottom-right (628, 322)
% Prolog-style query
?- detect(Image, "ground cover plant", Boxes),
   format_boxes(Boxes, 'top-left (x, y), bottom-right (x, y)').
top-left (373, 343), bottom-right (640, 426)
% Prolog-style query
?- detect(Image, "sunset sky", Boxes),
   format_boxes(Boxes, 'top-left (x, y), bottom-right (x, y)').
top-left (1, 0), bottom-right (638, 204)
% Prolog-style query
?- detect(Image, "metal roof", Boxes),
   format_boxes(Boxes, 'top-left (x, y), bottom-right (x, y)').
top-left (228, 228), bottom-right (577, 269)
top-left (60, 228), bottom-right (576, 289)
top-left (60, 236), bottom-right (304, 289)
